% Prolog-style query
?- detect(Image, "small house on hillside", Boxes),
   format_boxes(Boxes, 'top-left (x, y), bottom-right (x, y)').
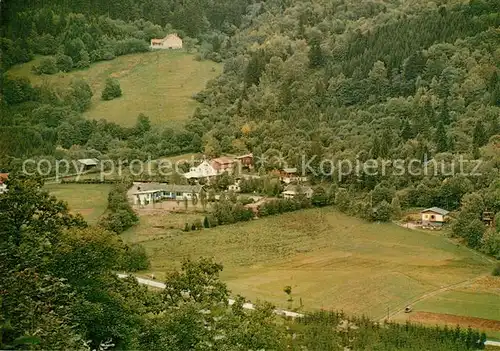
top-left (211, 157), bottom-right (235, 174)
top-left (77, 158), bottom-right (99, 171)
top-left (235, 153), bottom-right (254, 169)
top-left (150, 33), bottom-right (183, 49)
top-left (282, 185), bottom-right (313, 199)
top-left (420, 207), bottom-right (449, 226)
top-left (0, 173), bottom-right (9, 194)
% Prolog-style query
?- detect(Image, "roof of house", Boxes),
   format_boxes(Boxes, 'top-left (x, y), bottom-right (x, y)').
top-left (421, 207), bottom-right (449, 215)
top-left (77, 158), bottom-right (99, 166)
top-left (212, 157), bottom-right (235, 165)
top-left (184, 160), bottom-right (217, 178)
top-left (152, 33), bottom-right (182, 43)
top-left (236, 153), bottom-right (253, 159)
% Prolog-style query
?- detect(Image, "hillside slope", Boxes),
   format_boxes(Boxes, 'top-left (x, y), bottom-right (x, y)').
top-left (8, 51), bottom-right (221, 127)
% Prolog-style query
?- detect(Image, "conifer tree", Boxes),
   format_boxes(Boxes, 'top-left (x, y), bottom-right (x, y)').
top-left (308, 38), bottom-right (324, 68)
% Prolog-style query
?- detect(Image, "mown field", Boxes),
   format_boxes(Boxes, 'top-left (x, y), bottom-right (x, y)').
top-left (44, 183), bottom-right (111, 224)
top-left (9, 51), bottom-right (221, 127)
top-left (122, 207), bottom-right (499, 332)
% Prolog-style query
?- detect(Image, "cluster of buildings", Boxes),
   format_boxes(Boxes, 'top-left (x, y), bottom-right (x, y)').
top-left (130, 153), bottom-right (317, 206)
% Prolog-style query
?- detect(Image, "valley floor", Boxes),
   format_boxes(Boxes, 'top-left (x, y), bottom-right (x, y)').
top-left (122, 207), bottom-right (499, 335)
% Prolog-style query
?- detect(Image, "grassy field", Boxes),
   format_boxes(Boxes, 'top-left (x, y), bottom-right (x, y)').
top-left (44, 183), bottom-right (112, 224)
top-left (8, 51), bottom-right (221, 127)
top-left (122, 207), bottom-right (499, 329)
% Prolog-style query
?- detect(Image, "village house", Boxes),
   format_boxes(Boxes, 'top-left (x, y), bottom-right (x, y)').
top-left (77, 158), bottom-right (99, 171)
top-left (211, 156), bottom-right (235, 174)
top-left (0, 173), bottom-right (9, 194)
top-left (235, 153), bottom-right (254, 170)
top-left (183, 160), bottom-right (217, 181)
top-left (282, 184), bottom-right (313, 199)
top-left (132, 183), bottom-right (202, 206)
top-left (420, 207), bottom-right (449, 226)
top-left (150, 33), bottom-right (183, 49)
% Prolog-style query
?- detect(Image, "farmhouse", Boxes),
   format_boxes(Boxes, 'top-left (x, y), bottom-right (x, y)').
top-left (183, 160), bottom-right (217, 180)
top-left (132, 183), bottom-right (202, 205)
top-left (282, 184), bottom-right (313, 199)
top-left (77, 158), bottom-right (99, 171)
top-left (0, 173), bottom-right (8, 194)
top-left (211, 156), bottom-right (235, 174)
top-left (150, 33), bottom-right (183, 49)
top-left (421, 207), bottom-right (449, 226)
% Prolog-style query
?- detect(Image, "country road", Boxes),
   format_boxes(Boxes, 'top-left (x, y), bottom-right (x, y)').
top-left (116, 273), bottom-right (304, 318)
top-left (380, 275), bottom-right (487, 321)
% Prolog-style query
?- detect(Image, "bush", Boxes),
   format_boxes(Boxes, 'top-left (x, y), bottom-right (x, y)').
top-left (493, 264), bottom-right (500, 276)
top-left (32, 57), bottom-right (58, 75)
top-left (99, 183), bottom-right (138, 233)
top-left (101, 77), bottom-right (122, 100)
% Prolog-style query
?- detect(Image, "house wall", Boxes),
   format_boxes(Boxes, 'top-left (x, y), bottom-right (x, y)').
top-left (421, 213), bottom-right (445, 223)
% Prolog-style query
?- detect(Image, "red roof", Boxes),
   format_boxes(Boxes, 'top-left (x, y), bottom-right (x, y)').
top-left (212, 157), bottom-right (235, 165)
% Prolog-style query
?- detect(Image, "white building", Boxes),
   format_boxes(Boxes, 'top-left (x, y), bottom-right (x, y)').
top-left (150, 33), bottom-right (183, 49)
top-left (421, 207), bottom-right (449, 226)
top-left (132, 183), bottom-right (202, 206)
top-left (0, 173), bottom-right (8, 194)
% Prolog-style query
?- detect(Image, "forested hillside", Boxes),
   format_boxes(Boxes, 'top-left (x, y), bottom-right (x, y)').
top-left (190, 0), bottom-right (500, 257)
